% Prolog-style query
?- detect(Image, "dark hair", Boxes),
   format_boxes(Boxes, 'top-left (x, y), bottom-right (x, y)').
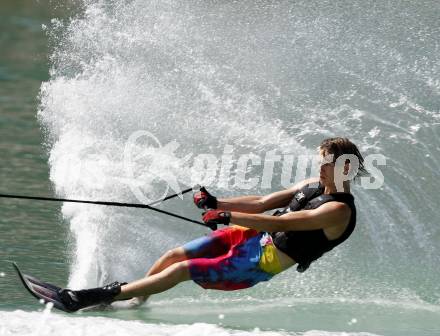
top-left (319, 137), bottom-right (368, 178)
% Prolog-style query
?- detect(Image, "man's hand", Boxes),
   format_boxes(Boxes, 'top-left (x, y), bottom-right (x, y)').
top-left (193, 187), bottom-right (218, 209)
top-left (202, 210), bottom-right (231, 230)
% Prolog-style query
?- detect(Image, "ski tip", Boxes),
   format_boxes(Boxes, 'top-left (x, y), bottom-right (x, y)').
top-left (11, 261), bottom-right (19, 272)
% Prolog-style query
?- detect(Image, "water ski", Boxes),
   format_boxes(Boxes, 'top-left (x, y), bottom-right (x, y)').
top-left (12, 262), bottom-right (73, 313)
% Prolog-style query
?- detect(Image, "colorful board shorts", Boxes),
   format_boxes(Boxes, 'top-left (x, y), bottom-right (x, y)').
top-left (183, 225), bottom-right (283, 291)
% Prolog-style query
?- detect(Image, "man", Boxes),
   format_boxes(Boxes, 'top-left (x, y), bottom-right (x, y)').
top-left (58, 137), bottom-right (366, 312)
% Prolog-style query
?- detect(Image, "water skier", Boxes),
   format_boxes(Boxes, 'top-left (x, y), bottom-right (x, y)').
top-left (55, 137), bottom-right (366, 312)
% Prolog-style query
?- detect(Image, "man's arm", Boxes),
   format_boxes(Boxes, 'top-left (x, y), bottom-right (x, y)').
top-left (217, 177), bottom-right (319, 213)
top-left (229, 201), bottom-right (351, 232)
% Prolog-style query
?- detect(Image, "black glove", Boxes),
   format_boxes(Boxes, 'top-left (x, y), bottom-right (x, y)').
top-left (193, 186), bottom-right (218, 209)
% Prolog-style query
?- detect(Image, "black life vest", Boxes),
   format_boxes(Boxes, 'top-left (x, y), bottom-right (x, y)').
top-left (271, 182), bottom-right (356, 272)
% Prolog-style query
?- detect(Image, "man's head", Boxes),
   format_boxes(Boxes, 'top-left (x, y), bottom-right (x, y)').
top-left (318, 137), bottom-right (366, 190)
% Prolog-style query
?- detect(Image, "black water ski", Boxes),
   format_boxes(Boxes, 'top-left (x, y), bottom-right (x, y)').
top-left (12, 262), bottom-right (73, 313)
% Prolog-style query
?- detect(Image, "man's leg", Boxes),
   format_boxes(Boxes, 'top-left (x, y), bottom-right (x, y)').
top-left (146, 231), bottom-right (230, 277)
top-left (145, 247), bottom-right (188, 276)
top-left (131, 232), bottom-right (230, 304)
top-left (130, 247), bottom-right (188, 304)
top-left (115, 260), bottom-right (191, 300)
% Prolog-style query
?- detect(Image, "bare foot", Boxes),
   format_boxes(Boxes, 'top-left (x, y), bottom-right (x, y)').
top-left (111, 297), bottom-right (147, 310)
top-left (128, 296), bottom-right (149, 307)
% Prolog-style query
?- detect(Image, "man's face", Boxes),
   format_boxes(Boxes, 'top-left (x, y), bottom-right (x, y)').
top-left (318, 150), bottom-right (335, 184)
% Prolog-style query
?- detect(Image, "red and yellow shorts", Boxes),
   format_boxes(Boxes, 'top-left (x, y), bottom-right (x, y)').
top-left (183, 226), bottom-right (283, 291)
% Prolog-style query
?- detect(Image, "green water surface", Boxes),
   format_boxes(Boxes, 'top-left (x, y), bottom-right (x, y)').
top-left (0, 0), bottom-right (74, 309)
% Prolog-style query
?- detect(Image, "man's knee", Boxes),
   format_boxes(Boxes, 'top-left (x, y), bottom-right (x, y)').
top-left (164, 247), bottom-right (187, 261)
top-left (171, 260), bottom-right (191, 281)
